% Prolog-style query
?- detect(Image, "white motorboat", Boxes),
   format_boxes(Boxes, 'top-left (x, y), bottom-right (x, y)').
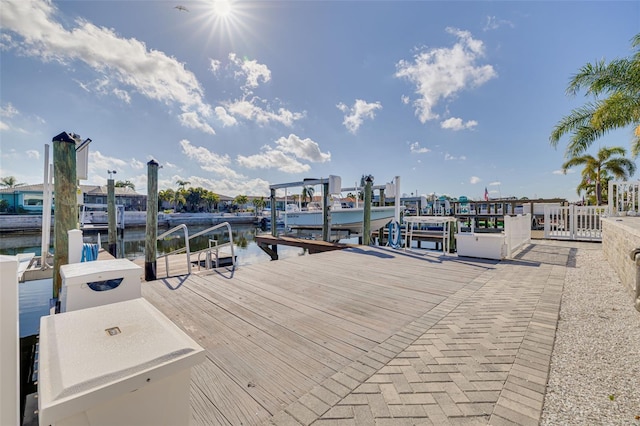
top-left (284, 203), bottom-right (397, 233)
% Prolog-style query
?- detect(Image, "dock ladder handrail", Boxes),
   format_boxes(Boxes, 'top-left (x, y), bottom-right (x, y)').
top-left (191, 222), bottom-right (236, 270)
top-left (157, 224), bottom-right (191, 276)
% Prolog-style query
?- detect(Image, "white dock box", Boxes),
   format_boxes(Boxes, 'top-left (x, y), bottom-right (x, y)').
top-left (60, 259), bottom-right (142, 312)
top-left (38, 298), bottom-right (205, 426)
top-left (456, 233), bottom-right (507, 260)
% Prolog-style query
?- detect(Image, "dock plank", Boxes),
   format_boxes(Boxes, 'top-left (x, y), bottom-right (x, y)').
top-left (141, 246), bottom-right (494, 425)
top-left (143, 280), bottom-right (316, 411)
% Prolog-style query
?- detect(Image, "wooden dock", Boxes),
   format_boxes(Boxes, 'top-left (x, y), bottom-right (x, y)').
top-left (254, 234), bottom-right (353, 260)
top-left (140, 241), bottom-right (574, 425)
top-left (141, 246), bottom-right (499, 424)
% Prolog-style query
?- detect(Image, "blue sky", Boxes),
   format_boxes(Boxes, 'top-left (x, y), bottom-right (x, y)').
top-left (1, 1), bottom-right (638, 201)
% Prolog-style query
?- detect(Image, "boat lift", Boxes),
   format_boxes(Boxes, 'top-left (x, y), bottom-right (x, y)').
top-left (268, 176), bottom-right (401, 242)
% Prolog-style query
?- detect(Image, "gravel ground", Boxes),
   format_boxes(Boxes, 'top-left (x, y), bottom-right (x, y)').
top-left (541, 243), bottom-right (640, 425)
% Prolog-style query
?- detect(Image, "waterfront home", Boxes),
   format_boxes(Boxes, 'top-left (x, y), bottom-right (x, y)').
top-left (0, 184), bottom-right (147, 213)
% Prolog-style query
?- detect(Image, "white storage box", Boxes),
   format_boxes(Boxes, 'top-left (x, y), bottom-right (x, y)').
top-left (38, 298), bottom-right (205, 426)
top-left (60, 259), bottom-right (142, 312)
top-left (456, 233), bottom-right (506, 260)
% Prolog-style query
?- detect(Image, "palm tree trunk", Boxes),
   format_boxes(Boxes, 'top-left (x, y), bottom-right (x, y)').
top-left (596, 167), bottom-right (602, 205)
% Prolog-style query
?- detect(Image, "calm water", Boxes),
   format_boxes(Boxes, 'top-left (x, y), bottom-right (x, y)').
top-left (0, 224), bottom-right (308, 265)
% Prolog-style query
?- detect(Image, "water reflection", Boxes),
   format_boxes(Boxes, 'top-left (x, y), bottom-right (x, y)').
top-left (0, 224), bottom-right (306, 266)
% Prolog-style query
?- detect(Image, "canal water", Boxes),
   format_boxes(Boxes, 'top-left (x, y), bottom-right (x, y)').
top-left (0, 224), bottom-right (309, 266)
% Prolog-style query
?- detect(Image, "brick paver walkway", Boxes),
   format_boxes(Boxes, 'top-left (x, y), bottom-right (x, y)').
top-left (270, 242), bottom-right (571, 425)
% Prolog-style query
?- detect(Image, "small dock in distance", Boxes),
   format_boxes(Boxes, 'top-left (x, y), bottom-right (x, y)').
top-left (254, 234), bottom-right (353, 260)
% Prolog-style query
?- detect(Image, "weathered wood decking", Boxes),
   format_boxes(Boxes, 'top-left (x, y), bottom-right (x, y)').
top-left (254, 235), bottom-right (353, 260)
top-left (141, 247), bottom-right (498, 424)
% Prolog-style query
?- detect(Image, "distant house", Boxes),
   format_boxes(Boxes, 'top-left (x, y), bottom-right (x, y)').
top-left (0, 184), bottom-right (147, 213)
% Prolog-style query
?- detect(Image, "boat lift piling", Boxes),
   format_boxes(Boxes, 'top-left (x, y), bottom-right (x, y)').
top-left (145, 160), bottom-right (159, 281)
top-left (363, 176), bottom-right (372, 245)
top-left (107, 177), bottom-right (117, 257)
top-left (52, 132), bottom-right (80, 300)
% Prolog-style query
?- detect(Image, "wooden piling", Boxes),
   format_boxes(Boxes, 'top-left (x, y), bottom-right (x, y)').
top-left (52, 132), bottom-right (79, 299)
top-left (107, 178), bottom-right (117, 257)
top-left (145, 160), bottom-right (159, 281)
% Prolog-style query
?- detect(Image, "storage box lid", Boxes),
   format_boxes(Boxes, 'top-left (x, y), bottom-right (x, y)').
top-left (60, 258), bottom-right (142, 280)
top-left (38, 298), bottom-right (204, 425)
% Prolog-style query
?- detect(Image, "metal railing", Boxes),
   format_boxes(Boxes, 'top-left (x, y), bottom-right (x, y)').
top-left (157, 224), bottom-right (191, 276)
top-left (191, 222), bottom-right (236, 270)
top-left (156, 222), bottom-right (236, 276)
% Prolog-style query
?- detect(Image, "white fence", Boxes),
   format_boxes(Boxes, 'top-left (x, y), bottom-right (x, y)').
top-left (608, 181), bottom-right (640, 217)
top-left (504, 214), bottom-right (531, 257)
top-left (543, 205), bottom-right (607, 241)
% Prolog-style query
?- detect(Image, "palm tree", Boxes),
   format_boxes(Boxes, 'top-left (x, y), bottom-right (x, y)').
top-left (1, 176), bottom-right (25, 188)
top-left (233, 195), bottom-right (249, 211)
top-left (203, 191), bottom-right (220, 212)
top-left (301, 186), bottom-right (314, 207)
top-left (186, 187), bottom-right (206, 212)
top-left (562, 146), bottom-right (636, 205)
top-left (115, 180), bottom-right (135, 190)
top-left (158, 189), bottom-right (175, 210)
top-left (252, 196), bottom-right (266, 214)
top-left (176, 179), bottom-right (190, 190)
top-left (550, 33), bottom-right (640, 157)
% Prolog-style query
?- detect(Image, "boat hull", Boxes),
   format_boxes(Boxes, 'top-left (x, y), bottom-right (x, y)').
top-left (284, 207), bottom-right (396, 233)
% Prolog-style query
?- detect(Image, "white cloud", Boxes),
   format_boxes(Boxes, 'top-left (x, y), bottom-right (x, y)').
top-left (26, 149), bottom-right (39, 159)
top-left (444, 153), bottom-right (467, 161)
top-left (225, 99), bottom-right (304, 127)
top-left (337, 99), bottom-right (382, 134)
top-left (209, 59), bottom-right (221, 73)
top-left (0, 103), bottom-right (19, 132)
top-left (1, 0), bottom-right (214, 133)
top-left (229, 53), bottom-right (271, 90)
top-left (409, 142), bottom-right (430, 154)
top-left (483, 16), bottom-right (515, 32)
top-left (113, 88), bottom-right (131, 104)
top-left (88, 151), bottom-right (129, 179)
top-left (179, 112), bottom-right (215, 134)
top-left (440, 117), bottom-right (478, 131)
top-left (469, 176), bottom-right (481, 184)
top-left (489, 181), bottom-right (501, 186)
top-left (553, 169), bottom-right (575, 175)
top-left (215, 106), bottom-right (238, 127)
top-left (275, 134), bottom-right (330, 163)
top-left (0, 103), bottom-right (19, 118)
top-left (395, 27), bottom-right (496, 123)
top-left (236, 133), bottom-right (330, 174)
top-left (208, 52), bottom-right (304, 128)
top-left (237, 147), bottom-right (311, 174)
top-left (179, 139), bottom-right (244, 179)
top-left (130, 159), bottom-right (144, 169)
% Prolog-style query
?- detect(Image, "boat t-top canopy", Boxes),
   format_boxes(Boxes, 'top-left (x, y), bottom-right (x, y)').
top-left (269, 176), bottom-right (340, 192)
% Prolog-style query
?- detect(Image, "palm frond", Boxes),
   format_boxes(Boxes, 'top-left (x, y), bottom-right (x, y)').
top-left (549, 104), bottom-right (597, 147)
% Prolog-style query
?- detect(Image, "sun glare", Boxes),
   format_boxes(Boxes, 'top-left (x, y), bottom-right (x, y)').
top-left (213, 0), bottom-right (234, 18)
top-left (191, 0), bottom-right (259, 52)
